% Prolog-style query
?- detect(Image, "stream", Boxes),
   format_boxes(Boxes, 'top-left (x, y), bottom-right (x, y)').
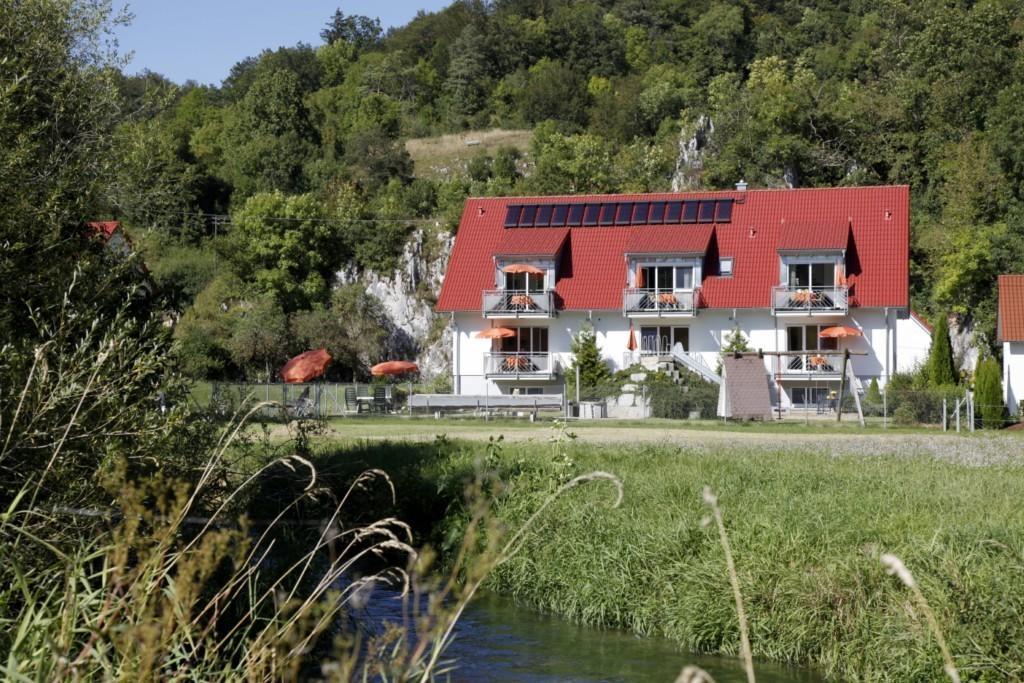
top-left (352, 587), bottom-right (824, 682)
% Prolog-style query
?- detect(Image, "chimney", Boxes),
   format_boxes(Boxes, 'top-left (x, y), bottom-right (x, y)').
top-left (735, 179), bottom-right (748, 192)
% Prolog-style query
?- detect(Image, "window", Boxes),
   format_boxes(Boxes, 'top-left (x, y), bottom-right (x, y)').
top-left (720, 258), bottom-right (734, 277)
top-left (551, 204), bottom-right (569, 226)
top-left (787, 325), bottom-right (838, 352)
top-left (599, 203), bottom-right (616, 226)
top-left (787, 263), bottom-right (834, 288)
top-left (504, 205), bottom-right (522, 228)
top-left (519, 205), bottom-right (537, 227)
top-left (638, 264), bottom-right (694, 291)
top-left (583, 204), bottom-right (601, 226)
top-left (505, 271), bottom-right (545, 292)
top-left (640, 326), bottom-right (688, 354)
top-left (499, 327), bottom-right (549, 353)
top-left (791, 387), bottom-right (829, 406)
top-left (665, 201), bottom-right (683, 223)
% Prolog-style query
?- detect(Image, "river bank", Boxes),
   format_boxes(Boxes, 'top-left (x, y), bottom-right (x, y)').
top-left (313, 435), bottom-right (1024, 681)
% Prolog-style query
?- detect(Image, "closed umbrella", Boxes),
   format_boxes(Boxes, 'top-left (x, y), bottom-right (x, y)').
top-left (818, 325), bottom-right (862, 339)
top-left (371, 360), bottom-right (419, 376)
top-left (627, 322), bottom-right (638, 351)
top-left (476, 327), bottom-right (516, 339)
top-left (281, 349), bottom-right (332, 383)
top-left (502, 263), bottom-right (544, 275)
top-left (636, 266), bottom-right (645, 289)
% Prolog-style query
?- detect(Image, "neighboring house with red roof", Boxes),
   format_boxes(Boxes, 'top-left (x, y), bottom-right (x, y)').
top-left (436, 184), bottom-right (930, 411)
top-left (998, 275), bottom-right (1024, 414)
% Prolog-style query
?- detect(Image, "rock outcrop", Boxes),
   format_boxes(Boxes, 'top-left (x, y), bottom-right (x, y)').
top-left (336, 226), bottom-right (454, 381)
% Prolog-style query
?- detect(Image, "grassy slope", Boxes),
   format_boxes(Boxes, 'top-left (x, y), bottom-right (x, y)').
top-left (405, 128), bottom-right (532, 180)
top-left (315, 436), bottom-right (1024, 682)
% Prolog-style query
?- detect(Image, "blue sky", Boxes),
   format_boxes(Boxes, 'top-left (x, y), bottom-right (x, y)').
top-left (113, 1), bottom-right (452, 85)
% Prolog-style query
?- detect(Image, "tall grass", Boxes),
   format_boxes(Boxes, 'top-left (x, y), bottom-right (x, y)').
top-left (325, 437), bottom-right (1024, 681)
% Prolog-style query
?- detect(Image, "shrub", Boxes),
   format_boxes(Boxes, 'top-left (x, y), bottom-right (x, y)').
top-left (974, 355), bottom-right (1005, 428)
top-left (648, 376), bottom-right (719, 419)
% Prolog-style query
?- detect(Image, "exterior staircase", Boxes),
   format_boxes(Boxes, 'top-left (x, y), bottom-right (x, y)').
top-left (670, 343), bottom-right (722, 385)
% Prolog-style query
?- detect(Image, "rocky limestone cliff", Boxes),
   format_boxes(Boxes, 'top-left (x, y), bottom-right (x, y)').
top-left (671, 115), bottom-right (713, 191)
top-left (337, 226), bottom-right (454, 381)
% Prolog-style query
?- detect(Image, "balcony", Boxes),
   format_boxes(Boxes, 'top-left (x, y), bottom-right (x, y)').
top-left (622, 288), bottom-right (698, 317)
top-left (484, 352), bottom-right (557, 379)
top-left (779, 353), bottom-right (842, 377)
top-left (772, 286), bottom-right (848, 315)
top-left (482, 289), bottom-right (555, 318)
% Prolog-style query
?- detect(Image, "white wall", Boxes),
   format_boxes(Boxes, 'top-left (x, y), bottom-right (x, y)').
top-left (895, 314), bottom-right (932, 374)
top-left (1004, 341), bottom-right (1024, 415)
top-left (451, 308), bottom-right (916, 406)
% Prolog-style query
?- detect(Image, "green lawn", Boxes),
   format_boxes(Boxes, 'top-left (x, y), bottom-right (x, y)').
top-left (308, 434), bottom-right (1024, 682)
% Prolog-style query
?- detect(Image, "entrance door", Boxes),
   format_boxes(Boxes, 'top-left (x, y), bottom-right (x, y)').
top-left (640, 326), bottom-right (688, 355)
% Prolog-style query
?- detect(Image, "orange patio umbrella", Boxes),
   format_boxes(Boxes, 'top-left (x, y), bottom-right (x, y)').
top-left (627, 322), bottom-right (638, 351)
top-left (371, 360), bottom-right (419, 376)
top-left (502, 263), bottom-right (544, 275)
top-left (476, 327), bottom-right (516, 339)
top-left (636, 266), bottom-right (645, 289)
top-left (281, 349), bottom-right (332, 383)
top-left (819, 325), bottom-right (862, 339)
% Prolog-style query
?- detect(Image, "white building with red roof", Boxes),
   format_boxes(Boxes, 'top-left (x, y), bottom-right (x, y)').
top-left (436, 184), bottom-right (931, 412)
top-left (998, 275), bottom-right (1024, 415)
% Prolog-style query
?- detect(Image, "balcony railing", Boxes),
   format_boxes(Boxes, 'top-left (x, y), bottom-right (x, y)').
top-left (484, 352), bottom-right (555, 378)
top-left (782, 353), bottom-right (841, 375)
top-left (772, 286), bottom-right (848, 313)
top-left (482, 289), bottom-right (555, 317)
top-left (622, 288), bottom-right (697, 315)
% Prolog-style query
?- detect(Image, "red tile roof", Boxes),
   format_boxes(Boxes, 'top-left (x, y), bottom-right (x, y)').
top-left (436, 186), bottom-right (910, 312)
top-left (778, 222), bottom-right (849, 250)
top-left (998, 275), bottom-right (1024, 342)
top-left (626, 225), bottom-right (713, 255)
top-left (496, 227), bottom-right (568, 256)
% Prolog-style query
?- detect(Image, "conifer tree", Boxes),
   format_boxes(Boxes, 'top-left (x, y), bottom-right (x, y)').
top-left (928, 314), bottom-right (958, 386)
top-left (567, 324), bottom-right (612, 399)
top-left (975, 355), bottom-right (1005, 428)
top-left (866, 377), bottom-right (882, 403)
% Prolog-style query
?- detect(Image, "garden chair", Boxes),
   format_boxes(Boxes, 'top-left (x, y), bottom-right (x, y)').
top-left (372, 385), bottom-right (389, 413)
top-left (344, 386), bottom-right (360, 414)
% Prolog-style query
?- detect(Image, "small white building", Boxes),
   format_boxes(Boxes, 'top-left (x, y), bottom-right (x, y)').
top-left (436, 185), bottom-right (931, 413)
top-left (998, 275), bottom-right (1024, 415)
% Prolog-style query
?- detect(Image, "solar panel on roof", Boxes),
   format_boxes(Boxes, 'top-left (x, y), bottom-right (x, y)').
top-left (551, 204), bottom-right (569, 226)
top-left (599, 204), bottom-right (616, 226)
top-left (665, 201), bottom-right (683, 223)
top-left (519, 205), bottom-right (537, 227)
top-left (568, 204), bottom-right (586, 226)
top-left (632, 203), bottom-right (649, 224)
top-left (715, 199), bottom-right (733, 223)
top-left (535, 204), bottom-right (553, 227)
top-left (698, 201), bottom-right (715, 223)
top-left (504, 205), bottom-right (522, 228)
top-left (615, 202), bottom-right (633, 225)
top-left (649, 202), bottom-right (666, 224)
top-left (583, 204), bottom-right (601, 226)
top-left (682, 201), bottom-right (698, 223)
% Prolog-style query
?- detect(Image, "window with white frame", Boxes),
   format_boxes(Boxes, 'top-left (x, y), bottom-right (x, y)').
top-left (637, 264), bottom-right (695, 291)
top-left (787, 262), bottom-right (834, 289)
top-left (720, 257), bottom-right (733, 277)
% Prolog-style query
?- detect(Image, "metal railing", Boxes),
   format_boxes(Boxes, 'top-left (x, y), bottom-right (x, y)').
top-left (782, 353), bottom-right (841, 375)
top-left (623, 288), bottom-right (697, 314)
top-left (484, 352), bottom-right (554, 377)
top-left (772, 285), bottom-right (848, 313)
top-left (482, 289), bottom-right (555, 317)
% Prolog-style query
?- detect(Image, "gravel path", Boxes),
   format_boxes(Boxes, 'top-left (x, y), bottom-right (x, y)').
top-left (290, 422), bottom-right (1024, 467)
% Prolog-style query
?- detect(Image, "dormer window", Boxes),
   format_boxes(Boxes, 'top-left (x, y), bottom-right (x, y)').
top-left (720, 257), bottom-right (734, 277)
top-left (787, 262), bottom-right (834, 289)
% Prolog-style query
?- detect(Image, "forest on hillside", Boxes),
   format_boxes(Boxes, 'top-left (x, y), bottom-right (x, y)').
top-left (103, 0), bottom-right (1024, 380)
